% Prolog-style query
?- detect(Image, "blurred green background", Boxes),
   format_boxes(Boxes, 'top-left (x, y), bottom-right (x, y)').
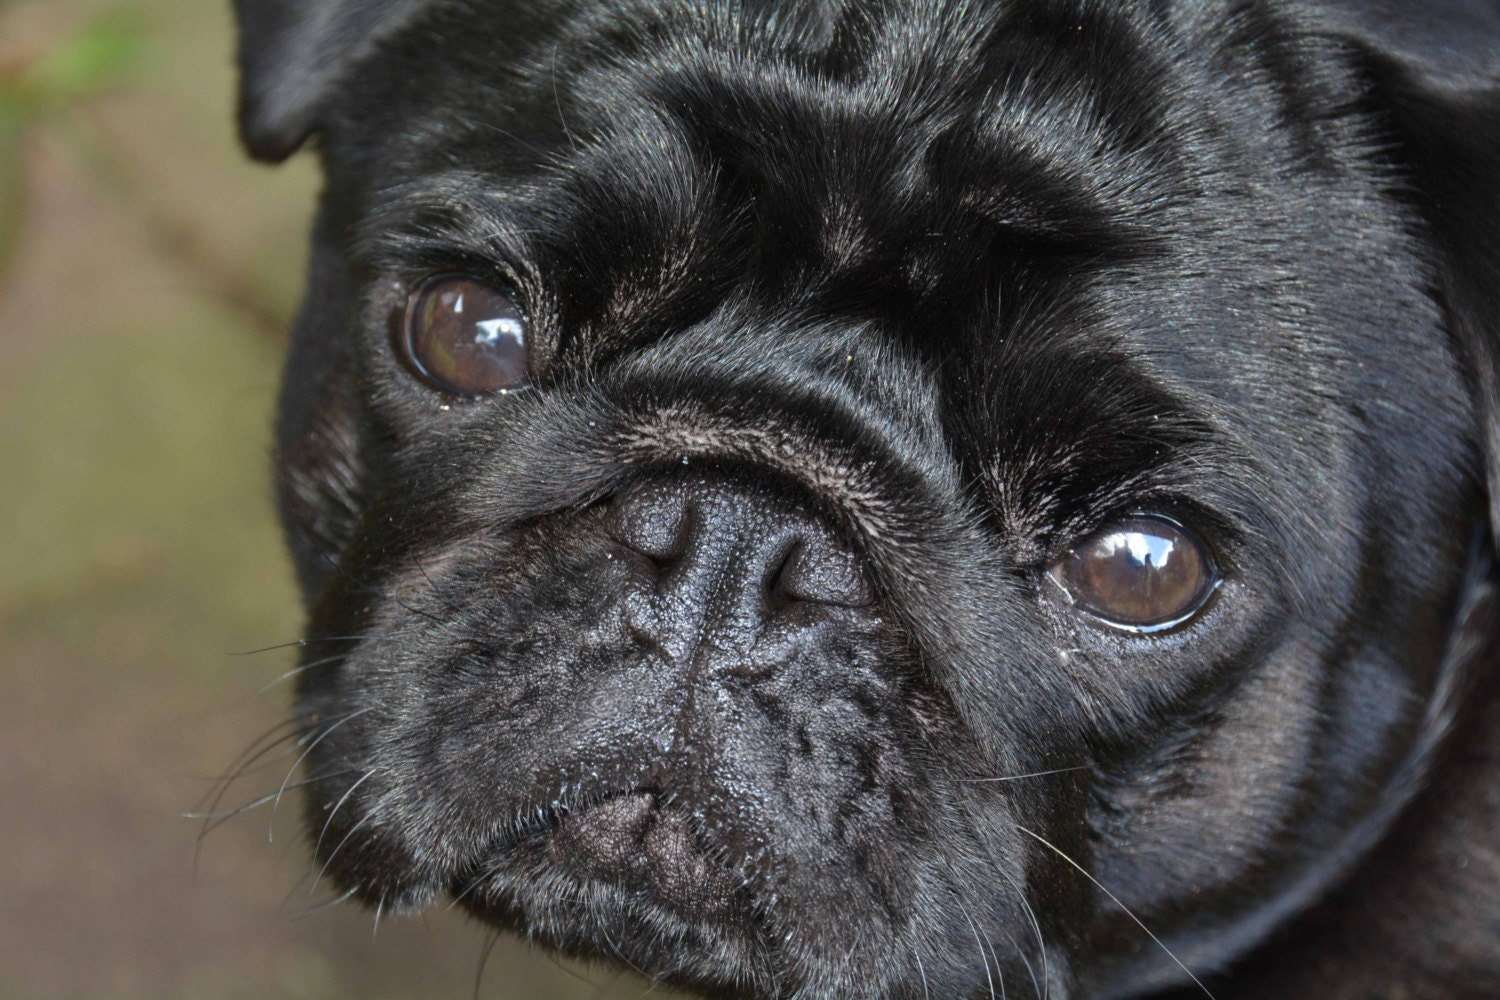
top-left (0, 2), bottom-right (662, 996)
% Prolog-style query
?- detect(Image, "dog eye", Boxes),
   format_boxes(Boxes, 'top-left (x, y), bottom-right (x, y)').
top-left (398, 276), bottom-right (529, 396)
top-left (1047, 516), bottom-right (1217, 632)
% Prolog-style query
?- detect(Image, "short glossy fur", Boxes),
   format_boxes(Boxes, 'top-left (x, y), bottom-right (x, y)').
top-left (233, 1), bottom-right (1500, 997)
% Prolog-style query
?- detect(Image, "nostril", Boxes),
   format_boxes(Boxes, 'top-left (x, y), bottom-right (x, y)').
top-left (765, 533), bottom-right (874, 608)
top-left (608, 482), bottom-right (693, 565)
top-left (763, 540), bottom-right (802, 612)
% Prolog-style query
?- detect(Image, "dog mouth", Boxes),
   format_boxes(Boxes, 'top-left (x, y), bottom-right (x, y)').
top-left (549, 792), bottom-right (746, 920)
top-left (453, 790), bottom-right (755, 929)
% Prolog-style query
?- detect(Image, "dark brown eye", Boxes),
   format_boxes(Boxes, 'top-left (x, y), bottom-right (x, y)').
top-left (399, 276), bottom-right (529, 396)
top-left (1047, 516), bottom-right (1217, 633)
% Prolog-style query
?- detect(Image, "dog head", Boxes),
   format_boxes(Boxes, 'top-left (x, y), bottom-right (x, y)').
top-left (234, 1), bottom-right (1500, 996)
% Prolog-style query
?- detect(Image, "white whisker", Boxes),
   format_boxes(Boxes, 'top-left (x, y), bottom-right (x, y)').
top-left (965, 766), bottom-right (1088, 783)
top-left (1015, 825), bottom-right (1216, 999)
top-left (268, 706), bottom-right (374, 843)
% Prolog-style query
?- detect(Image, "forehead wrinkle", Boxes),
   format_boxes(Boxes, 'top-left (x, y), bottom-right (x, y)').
top-left (554, 112), bottom-right (727, 328)
top-left (353, 107), bottom-right (718, 262)
top-left (956, 76), bottom-right (1177, 236)
top-left (969, 300), bottom-right (1264, 527)
top-left (351, 170), bottom-right (550, 275)
top-left (361, 0), bottom-right (1194, 310)
top-left (951, 21), bottom-right (1188, 239)
top-left (609, 4), bottom-right (1000, 252)
top-left (630, 1), bottom-right (1185, 276)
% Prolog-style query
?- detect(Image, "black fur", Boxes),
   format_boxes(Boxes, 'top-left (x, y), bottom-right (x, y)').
top-left (233, 1), bottom-right (1500, 997)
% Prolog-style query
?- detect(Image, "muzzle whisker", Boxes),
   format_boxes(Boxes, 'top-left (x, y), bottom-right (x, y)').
top-left (1015, 824), bottom-right (1216, 999)
top-left (268, 706), bottom-right (374, 843)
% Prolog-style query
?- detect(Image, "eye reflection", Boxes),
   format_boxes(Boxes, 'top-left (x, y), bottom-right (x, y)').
top-left (1048, 515), bottom-right (1217, 633)
top-left (1097, 530), bottom-right (1176, 572)
top-left (475, 316), bottom-right (525, 348)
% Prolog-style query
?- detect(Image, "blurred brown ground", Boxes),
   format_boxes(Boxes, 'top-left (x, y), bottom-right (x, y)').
top-left (0, 2), bottom-right (661, 996)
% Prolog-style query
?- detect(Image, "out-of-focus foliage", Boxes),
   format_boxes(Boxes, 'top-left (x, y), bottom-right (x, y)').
top-left (2, 6), bottom-right (141, 273)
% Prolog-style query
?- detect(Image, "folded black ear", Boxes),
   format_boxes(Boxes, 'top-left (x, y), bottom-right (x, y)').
top-left (1316, 1), bottom-right (1500, 542)
top-left (232, 0), bottom-right (431, 162)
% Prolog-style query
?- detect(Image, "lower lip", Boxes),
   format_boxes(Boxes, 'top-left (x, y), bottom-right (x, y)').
top-left (547, 793), bottom-right (744, 919)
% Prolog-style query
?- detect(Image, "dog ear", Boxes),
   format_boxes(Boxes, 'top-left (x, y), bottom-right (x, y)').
top-left (1317, 2), bottom-right (1500, 542)
top-left (232, 0), bottom-right (431, 162)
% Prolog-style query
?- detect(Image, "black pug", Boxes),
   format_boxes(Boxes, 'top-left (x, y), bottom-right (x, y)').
top-left (232, 1), bottom-right (1500, 997)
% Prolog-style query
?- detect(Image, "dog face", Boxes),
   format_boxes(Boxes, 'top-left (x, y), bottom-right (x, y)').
top-left (234, 1), bottom-right (1500, 996)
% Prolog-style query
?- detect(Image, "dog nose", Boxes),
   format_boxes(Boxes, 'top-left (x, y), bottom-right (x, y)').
top-left (607, 474), bottom-right (872, 609)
